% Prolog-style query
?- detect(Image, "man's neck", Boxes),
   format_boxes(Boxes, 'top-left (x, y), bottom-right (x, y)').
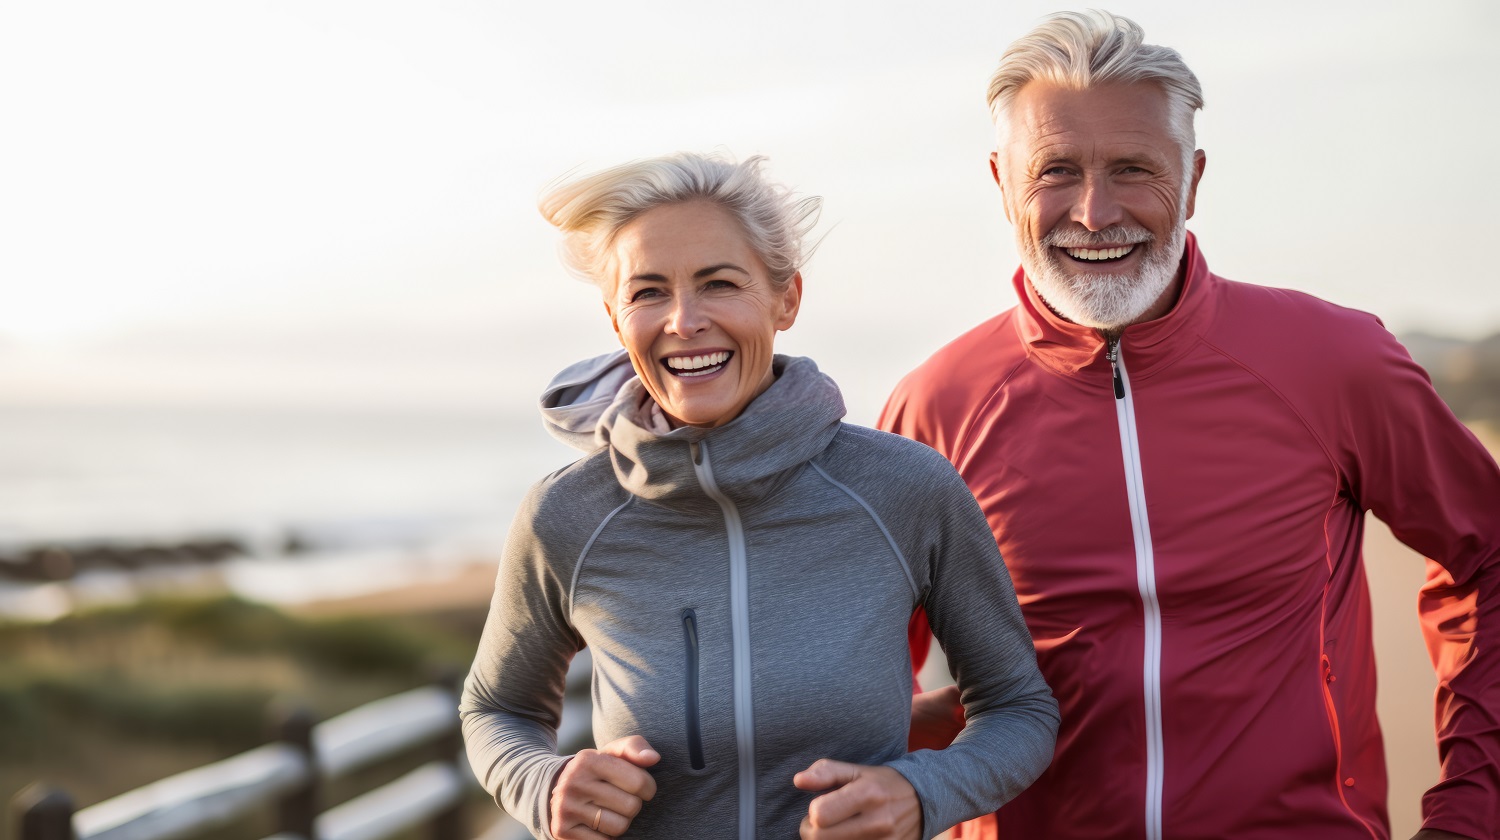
top-left (1131, 269), bottom-right (1186, 329)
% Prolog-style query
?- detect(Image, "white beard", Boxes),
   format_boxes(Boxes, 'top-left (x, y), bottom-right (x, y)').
top-left (1021, 221), bottom-right (1187, 331)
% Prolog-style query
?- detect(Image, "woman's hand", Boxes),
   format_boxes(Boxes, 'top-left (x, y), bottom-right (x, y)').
top-left (794, 758), bottom-right (921, 839)
top-left (549, 735), bottom-right (660, 838)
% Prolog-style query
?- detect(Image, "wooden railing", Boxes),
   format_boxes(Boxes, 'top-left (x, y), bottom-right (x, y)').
top-left (10, 656), bottom-right (594, 840)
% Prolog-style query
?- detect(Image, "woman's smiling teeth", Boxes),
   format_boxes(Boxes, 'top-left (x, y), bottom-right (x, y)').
top-left (1064, 245), bottom-right (1135, 261)
top-left (665, 350), bottom-right (731, 377)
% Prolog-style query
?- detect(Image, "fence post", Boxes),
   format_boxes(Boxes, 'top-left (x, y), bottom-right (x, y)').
top-left (428, 667), bottom-right (466, 840)
top-left (273, 705), bottom-right (319, 840)
top-left (12, 784), bottom-right (74, 840)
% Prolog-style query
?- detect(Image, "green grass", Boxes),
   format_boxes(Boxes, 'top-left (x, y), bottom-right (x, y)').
top-left (0, 595), bottom-right (489, 839)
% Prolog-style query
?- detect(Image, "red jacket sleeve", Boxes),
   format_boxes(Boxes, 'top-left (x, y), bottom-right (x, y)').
top-left (1338, 329), bottom-right (1500, 837)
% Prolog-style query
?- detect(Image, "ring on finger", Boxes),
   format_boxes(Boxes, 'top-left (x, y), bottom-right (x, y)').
top-left (592, 805), bottom-right (603, 832)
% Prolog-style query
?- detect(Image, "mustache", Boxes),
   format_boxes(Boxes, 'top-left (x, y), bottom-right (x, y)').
top-left (1041, 226), bottom-right (1155, 249)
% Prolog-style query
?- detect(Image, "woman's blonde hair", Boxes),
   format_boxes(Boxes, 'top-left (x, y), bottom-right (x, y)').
top-left (538, 152), bottom-right (821, 290)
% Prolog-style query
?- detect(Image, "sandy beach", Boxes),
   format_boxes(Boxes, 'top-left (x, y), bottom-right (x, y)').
top-left (291, 560), bottom-right (499, 617)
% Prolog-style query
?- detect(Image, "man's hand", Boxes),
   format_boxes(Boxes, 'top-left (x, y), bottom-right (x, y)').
top-left (794, 758), bottom-right (921, 839)
top-left (1410, 830), bottom-right (1477, 839)
top-left (549, 735), bottom-right (660, 838)
top-left (908, 684), bottom-right (965, 751)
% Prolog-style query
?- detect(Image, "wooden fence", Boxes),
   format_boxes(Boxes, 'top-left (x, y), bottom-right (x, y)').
top-left (11, 657), bottom-right (594, 840)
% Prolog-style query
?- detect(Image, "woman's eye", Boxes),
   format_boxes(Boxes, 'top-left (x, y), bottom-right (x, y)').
top-left (629, 287), bottom-right (663, 302)
top-left (704, 279), bottom-right (736, 290)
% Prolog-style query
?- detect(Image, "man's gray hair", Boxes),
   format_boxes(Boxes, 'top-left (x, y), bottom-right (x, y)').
top-left (987, 10), bottom-right (1204, 159)
top-left (539, 152), bottom-right (821, 291)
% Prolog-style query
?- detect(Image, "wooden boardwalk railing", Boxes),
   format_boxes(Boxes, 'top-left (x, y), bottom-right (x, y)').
top-left (10, 654), bottom-right (595, 840)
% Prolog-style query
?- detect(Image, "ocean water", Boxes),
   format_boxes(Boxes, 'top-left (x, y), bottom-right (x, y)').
top-left (0, 402), bottom-right (579, 614)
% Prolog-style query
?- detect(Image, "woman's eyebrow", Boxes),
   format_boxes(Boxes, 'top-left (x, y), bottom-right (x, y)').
top-left (627, 263), bottom-right (750, 283)
top-left (694, 263), bottom-right (749, 278)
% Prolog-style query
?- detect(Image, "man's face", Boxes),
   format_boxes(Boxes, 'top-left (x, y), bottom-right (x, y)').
top-left (992, 80), bottom-right (1206, 331)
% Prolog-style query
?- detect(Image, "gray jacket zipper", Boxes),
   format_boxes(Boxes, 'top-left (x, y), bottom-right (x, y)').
top-left (1109, 339), bottom-right (1164, 840)
top-left (690, 439), bottom-right (756, 839)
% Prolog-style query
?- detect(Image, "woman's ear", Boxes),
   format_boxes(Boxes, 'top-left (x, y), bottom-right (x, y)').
top-left (603, 298), bottom-right (623, 346)
top-left (775, 273), bottom-right (803, 331)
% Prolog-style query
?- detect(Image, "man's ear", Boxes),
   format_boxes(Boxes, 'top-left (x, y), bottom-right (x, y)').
top-left (1185, 149), bottom-right (1207, 220)
top-left (990, 152), bottom-right (1013, 224)
top-left (775, 272), bottom-right (803, 331)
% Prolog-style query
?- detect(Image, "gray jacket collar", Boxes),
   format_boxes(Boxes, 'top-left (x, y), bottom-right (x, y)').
top-left (540, 351), bottom-right (845, 505)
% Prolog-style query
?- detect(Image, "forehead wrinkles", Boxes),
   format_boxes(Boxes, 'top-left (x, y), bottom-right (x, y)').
top-left (1022, 136), bottom-right (1174, 168)
top-left (1006, 83), bottom-right (1182, 167)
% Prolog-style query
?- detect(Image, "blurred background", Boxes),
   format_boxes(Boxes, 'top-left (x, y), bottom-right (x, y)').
top-left (2, 1), bottom-right (1497, 838)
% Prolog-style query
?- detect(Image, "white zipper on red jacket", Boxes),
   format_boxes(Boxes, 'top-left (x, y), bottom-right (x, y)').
top-left (1109, 338), bottom-right (1164, 840)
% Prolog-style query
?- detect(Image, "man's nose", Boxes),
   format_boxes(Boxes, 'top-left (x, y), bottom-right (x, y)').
top-left (1071, 175), bottom-right (1125, 231)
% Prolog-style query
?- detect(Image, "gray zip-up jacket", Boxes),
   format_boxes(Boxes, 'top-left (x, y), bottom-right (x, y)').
top-left (460, 353), bottom-right (1057, 839)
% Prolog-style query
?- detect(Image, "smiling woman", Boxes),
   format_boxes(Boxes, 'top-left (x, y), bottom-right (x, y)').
top-left (540, 155), bottom-right (814, 430)
top-left (457, 152), bottom-right (1058, 840)
top-left (606, 200), bottom-right (802, 428)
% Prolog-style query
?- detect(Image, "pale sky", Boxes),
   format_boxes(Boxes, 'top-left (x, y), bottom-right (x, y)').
top-left (2, 0), bottom-right (1497, 423)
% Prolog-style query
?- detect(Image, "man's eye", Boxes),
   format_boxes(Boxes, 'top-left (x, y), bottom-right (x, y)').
top-left (1041, 166), bottom-right (1072, 178)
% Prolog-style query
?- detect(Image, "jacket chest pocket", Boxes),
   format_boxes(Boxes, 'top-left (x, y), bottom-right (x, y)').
top-left (681, 608), bottom-right (706, 771)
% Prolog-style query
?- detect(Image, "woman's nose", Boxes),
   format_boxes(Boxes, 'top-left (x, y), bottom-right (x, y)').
top-left (665, 295), bottom-right (708, 336)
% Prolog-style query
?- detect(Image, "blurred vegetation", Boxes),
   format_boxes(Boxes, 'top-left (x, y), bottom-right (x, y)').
top-left (1, 594), bottom-right (492, 840)
top-left (1403, 331), bottom-right (1500, 428)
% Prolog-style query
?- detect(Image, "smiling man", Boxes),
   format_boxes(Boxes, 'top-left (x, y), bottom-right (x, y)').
top-left (881, 10), bottom-right (1500, 840)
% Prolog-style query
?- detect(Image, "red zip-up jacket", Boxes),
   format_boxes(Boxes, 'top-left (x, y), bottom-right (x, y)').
top-left (881, 234), bottom-right (1500, 839)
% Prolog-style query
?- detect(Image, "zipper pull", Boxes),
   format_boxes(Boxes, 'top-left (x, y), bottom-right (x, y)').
top-left (1107, 339), bottom-right (1125, 400)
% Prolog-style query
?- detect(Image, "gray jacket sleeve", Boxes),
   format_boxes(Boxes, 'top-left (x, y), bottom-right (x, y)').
top-left (883, 462), bottom-right (1059, 838)
top-left (459, 481), bottom-right (583, 840)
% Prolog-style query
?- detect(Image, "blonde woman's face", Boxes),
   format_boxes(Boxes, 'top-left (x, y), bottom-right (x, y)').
top-left (604, 201), bottom-right (801, 428)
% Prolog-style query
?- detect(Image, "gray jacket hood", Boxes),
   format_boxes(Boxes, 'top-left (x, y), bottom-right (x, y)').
top-left (539, 349), bottom-right (639, 453)
top-left (539, 350), bottom-right (847, 504)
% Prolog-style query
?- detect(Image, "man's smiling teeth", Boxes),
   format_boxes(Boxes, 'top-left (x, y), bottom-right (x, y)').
top-left (1065, 245), bottom-right (1135, 261)
top-left (666, 351), bottom-right (730, 376)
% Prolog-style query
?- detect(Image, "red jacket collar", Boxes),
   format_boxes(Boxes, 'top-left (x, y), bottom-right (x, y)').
top-left (1012, 230), bottom-right (1217, 384)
